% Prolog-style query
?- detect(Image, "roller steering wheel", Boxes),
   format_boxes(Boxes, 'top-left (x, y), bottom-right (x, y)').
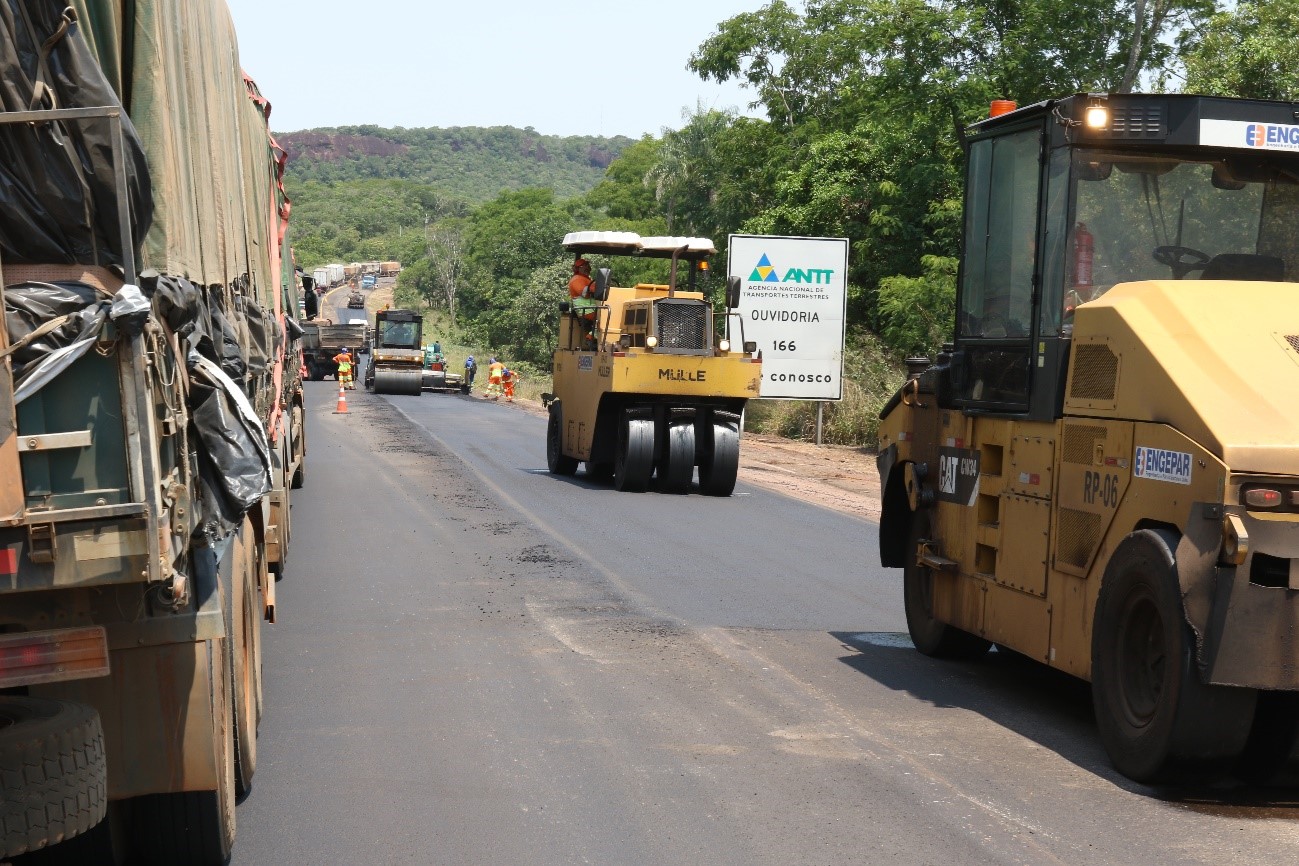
top-left (1152, 245), bottom-right (1211, 279)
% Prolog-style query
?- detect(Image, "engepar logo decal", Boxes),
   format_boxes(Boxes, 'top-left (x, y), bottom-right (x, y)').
top-left (1245, 123), bottom-right (1299, 149)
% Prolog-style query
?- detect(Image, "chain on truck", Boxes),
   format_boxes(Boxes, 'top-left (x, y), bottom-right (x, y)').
top-left (878, 92), bottom-right (1299, 786)
top-left (0, 3), bottom-right (306, 862)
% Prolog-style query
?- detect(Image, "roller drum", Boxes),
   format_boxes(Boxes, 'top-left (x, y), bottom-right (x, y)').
top-left (373, 369), bottom-right (423, 395)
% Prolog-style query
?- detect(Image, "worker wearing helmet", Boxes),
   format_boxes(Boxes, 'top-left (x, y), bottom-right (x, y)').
top-left (568, 257), bottom-right (593, 302)
top-left (568, 256), bottom-right (599, 345)
top-left (463, 355), bottom-right (477, 389)
top-left (333, 347), bottom-right (355, 390)
top-left (485, 357), bottom-right (505, 399)
top-left (501, 367), bottom-right (519, 402)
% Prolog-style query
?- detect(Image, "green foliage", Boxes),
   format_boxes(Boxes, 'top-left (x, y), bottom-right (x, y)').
top-left (1182, 1), bottom-right (1299, 100)
top-left (492, 261), bottom-right (571, 367)
top-left (287, 178), bottom-right (465, 269)
top-left (877, 255), bottom-right (957, 357)
top-left (586, 137), bottom-right (663, 221)
top-left (281, 126), bottom-right (633, 203)
top-left (745, 330), bottom-right (905, 446)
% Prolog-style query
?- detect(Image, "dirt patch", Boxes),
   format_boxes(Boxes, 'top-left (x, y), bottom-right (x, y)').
top-left (496, 396), bottom-right (882, 521)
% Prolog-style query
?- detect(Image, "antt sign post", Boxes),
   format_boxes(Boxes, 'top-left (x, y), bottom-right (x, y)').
top-left (728, 235), bottom-right (849, 419)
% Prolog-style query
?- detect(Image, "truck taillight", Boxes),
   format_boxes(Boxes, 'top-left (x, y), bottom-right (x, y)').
top-left (1244, 488), bottom-right (1283, 508)
top-left (0, 627), bottom-right (110, 689)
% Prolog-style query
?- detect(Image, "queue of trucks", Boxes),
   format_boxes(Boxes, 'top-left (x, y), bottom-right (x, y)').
top-left (0, 1), bottom-right (306, 861)
top-left (307, 262), bottom-right (398, 291)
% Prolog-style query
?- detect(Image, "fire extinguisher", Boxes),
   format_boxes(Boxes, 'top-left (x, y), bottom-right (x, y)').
top-left (1073, 222), bottom-right (1094, 287)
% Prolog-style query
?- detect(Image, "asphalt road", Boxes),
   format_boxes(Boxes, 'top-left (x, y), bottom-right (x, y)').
top-left (229, 383), bottom-right (1299, 865)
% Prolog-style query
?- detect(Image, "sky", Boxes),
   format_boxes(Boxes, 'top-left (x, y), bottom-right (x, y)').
top-left (224, 0), bottom-right (768, 138)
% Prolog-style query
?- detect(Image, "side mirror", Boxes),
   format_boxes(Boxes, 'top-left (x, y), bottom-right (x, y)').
top-left (559, 301), bottom-right (571, 313)
top-left (594, 268), bottom-right (611, 302)
top-left (725, 275), bottom-right (741, 309)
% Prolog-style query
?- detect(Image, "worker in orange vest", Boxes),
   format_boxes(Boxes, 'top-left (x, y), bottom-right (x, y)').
top-left (568, 256), bottom-right (598, 345)
top-left (333, 347), bottom-right (355, 390)
top-left (501, 367), bottom-right (519, 402)
top-left (484, 357), bottom-right (505, 399)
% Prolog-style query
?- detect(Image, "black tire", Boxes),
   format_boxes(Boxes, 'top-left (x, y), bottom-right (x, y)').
top-left (1091, 530), bottom-right (1257, 783)
top-left (0, 698), bottom-right (107, 859)
top-left (289, 403), bottom-right (305, 490)
top-left (657, 419), bottom-right (696, 493)
top-left (903, 510), bottom-right (991, 659)
top-left (231, 523), bottom-right (260, 799)
top-left (698, 420), bottom-right (740, 497)
top-left (613, 414), bottom-right (654, 492)
top-left (131, 642), bottom-right (235, 865)
top-left (546, 409), bottom-right (578, 476)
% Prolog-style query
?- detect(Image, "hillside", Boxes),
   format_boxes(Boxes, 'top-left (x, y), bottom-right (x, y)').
top-left (279, 125), bottom-right (635, 203)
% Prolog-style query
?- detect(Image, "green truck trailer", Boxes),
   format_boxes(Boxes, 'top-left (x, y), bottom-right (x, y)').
top-left (0, 2), bottom-right (304, 861)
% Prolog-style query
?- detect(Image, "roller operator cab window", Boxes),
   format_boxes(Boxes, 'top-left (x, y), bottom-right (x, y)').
top-left (959, 128), bottom-right (1041, 408)
top-left (1059, 151), bottom-right (1299, 331)
top-left (382, 321), bottom-right (417, 348)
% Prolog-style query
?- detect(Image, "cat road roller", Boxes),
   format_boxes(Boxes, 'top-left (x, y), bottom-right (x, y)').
top-left (365, 309), bottom-right (424, 395)
top-left (878, 92), bottom-right (1299, 786)
top-left (547, 231), bottom-right (762, 495)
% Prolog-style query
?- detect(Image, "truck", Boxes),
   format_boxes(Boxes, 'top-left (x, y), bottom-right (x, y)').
top-left (312, 266), bottom-right (329, 289)
top-left (365, 309), bottom-right (426, 395)
top-left (0, 3), bottom-right (304, 861)
top-left (421, 343), bottom-right (463, 393)
top-left (361, 273), bottom-right (377, 290)
top-left (302, 321), bottom-right (369, 380)
top-left (347, 288), bottom-right (366, 308)
top-left (877, 92), bottom-right (1299, 785)
top-left (381, 260), bottom-right (401, 276)
top-left (546, 231), bottom-right (761, 495)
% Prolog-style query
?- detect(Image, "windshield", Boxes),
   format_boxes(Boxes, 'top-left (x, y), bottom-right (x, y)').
top-left (381, 320), bottom-right (418, 347)
top-left (1060, 150), bottom-right (1299, 327)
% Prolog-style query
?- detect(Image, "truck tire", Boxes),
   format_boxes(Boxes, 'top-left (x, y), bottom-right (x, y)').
top-left (546, 409), bottom-right (578, 476)
top-left (903, 510), bottom-right (991, 660)
top-left (1091, 530), bottom-right (1256, 783)
top-left (698, 419), bottom-right (739, 497)
top-left (131, 641), bottom-right (236, 865)
top-left (613, 414), bottom-right (654, 492)
top-left (657, 419), bottom-right (695, 493)
top-left (0, 697), bottom-right (107, 859)
top-left (290, 402), bottom-right (306, 490)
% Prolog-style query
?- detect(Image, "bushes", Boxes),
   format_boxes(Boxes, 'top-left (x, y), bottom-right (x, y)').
top-left (745, 329), bottom-right (906, 447)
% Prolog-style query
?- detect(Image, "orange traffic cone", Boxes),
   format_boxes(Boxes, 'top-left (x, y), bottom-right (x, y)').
top-left (334, 383), bottom-right (349, 414)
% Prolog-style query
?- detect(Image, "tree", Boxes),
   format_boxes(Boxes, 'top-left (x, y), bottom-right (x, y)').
top-left (645, 105), bottom-right (735, 235)
top-left (586, 137), bottom-right (663, 222)
top-left (1181, 1), bottom-right (1299, 100)
top-left (877, 255), bottom-right (958, 356)
top-left (426, 221), bottom-right (468, 325)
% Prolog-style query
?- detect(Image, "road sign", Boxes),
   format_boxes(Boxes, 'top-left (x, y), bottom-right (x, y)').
top-left (728, 234), bottom-right (848, 400)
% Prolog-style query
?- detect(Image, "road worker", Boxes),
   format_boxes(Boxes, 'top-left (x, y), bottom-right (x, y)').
top-left (568, 256), bottom-right (598, 345)
top-left (333, 347), bottom-right (355, 390)
top-left (484, 357), bottom-right (505, 399)
top-left (463, 355), bottom-right (477, 389)
top-left (501, 367), bottom-right (519, 402)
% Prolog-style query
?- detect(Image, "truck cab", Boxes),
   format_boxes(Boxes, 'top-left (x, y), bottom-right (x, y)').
top-left (878, 93), bottom-right (1299, 784)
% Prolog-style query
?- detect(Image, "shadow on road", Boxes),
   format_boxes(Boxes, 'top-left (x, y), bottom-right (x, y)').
top-left (831, 631), bottom-right (1299, 817)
